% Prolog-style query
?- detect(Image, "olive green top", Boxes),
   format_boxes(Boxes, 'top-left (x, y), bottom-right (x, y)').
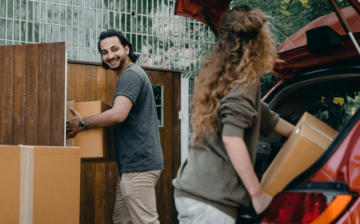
top-left (172, 81), bottom-right (279, 219)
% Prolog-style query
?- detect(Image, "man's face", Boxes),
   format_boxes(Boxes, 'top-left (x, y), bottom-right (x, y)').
top-left (100, 36), bottom-right (129, 70)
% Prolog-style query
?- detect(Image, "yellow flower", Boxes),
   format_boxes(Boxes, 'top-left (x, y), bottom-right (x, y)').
top-left (321, 96), bottom-right (325, 103)
top-left (300, 0), bottom-right (308, 3)
top-left (333, 97), bottom-right (344, 105)
top-left (284, 0), bottom-right (290, 3)
top-left (281, 5), bottom-right (286, 9)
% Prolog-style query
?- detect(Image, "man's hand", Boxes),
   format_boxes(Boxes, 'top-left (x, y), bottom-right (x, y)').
top-left (66, 107), bottom-right (84, 139)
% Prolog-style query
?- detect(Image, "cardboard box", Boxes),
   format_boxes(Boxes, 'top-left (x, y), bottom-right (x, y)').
top-left (66, 101), bottom-right (114, 158)
top-left (0, 145), bottom-right (81, 224)
top-left (261, 112), bottom-right (338, 197)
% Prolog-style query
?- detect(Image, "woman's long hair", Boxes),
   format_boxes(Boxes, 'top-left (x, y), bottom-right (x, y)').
top-left (190, 5), bottom-right (278, 147)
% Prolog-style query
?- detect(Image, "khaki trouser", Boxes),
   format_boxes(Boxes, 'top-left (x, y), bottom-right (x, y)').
top-left (112, 170), bottom-right (162, 224)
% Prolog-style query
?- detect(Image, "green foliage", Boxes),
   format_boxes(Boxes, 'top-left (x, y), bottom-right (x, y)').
top-left (308, 92), bottom-right (360, 131)
top-left (260, 73), bottom-right (280, 98)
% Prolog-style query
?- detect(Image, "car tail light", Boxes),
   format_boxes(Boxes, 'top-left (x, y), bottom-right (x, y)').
top-left (261, 192), bottom-right (353, 224)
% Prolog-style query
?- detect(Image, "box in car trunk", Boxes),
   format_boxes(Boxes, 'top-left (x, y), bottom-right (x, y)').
top-left (66, 101), bottom-right (115, 159)
top-left (0, 145), bottom-right (81, 224)
top-left (261, 112), bottom-right (338, 197)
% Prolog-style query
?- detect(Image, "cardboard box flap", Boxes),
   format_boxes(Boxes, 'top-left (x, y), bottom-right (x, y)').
top-left (295, 112), bottom-right (338, 139)
top-left (298, 123), bottom-right (334, 150)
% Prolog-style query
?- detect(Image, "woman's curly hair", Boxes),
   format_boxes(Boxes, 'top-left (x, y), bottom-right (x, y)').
top-left (190, 5), bottom-right (279, 147)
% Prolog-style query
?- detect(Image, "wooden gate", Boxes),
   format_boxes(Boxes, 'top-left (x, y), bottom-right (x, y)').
top-left (0, 43), bottom-right (66, 146)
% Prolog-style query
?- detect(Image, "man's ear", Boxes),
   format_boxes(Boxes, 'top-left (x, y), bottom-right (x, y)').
top-left (125, 45), bottom-right (130, 55)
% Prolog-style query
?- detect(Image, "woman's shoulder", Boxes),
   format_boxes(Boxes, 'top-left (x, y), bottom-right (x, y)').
top-left (225, 80), bottom-right (260, 100)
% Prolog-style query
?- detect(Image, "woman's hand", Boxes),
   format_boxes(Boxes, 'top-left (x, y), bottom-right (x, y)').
top-left (251, 190), bottom-right (272, 214)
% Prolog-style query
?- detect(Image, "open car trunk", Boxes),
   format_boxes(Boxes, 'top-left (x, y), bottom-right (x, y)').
top-left (257, 66), bottom-right (360, 182)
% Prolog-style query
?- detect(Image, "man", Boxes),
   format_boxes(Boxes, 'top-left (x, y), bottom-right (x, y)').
top-left (66, 29), bottom-right (164, 224)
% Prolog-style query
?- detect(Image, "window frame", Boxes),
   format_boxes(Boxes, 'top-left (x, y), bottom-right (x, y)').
top-left (152, 84), bottom-right (164, 127)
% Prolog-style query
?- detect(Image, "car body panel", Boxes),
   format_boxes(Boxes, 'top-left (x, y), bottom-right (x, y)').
top-left (347, 121), bottom-right (360, 191)
top-left (273, 32), bottom-right (360, 79)
top-left (174, 0), bottom-right (231, 30)
top-left (273, 6), bottom-right (360, 79)
top-left (306, 120), bottom-right (360, 188)
top-left (277, 6), bottom-right (360, 53)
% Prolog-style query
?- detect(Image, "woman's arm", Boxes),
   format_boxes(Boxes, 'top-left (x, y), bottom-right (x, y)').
top-left (222, 136), bottom-right (272, 214)
top-left (273, 118), bottom-right (294, 137)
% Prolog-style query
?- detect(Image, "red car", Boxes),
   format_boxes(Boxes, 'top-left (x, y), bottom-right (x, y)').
top-left (175, 1), bottom-right (360, 223)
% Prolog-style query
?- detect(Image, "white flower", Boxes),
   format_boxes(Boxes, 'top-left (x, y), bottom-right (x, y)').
top-left (323, 110), bottom-right (329, 119)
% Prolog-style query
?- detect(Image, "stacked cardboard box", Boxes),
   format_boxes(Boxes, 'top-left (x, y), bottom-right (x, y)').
top-left (261, 112), bottom-right (338, 197)
top-left (66, 100), bottom-right (119, 223)
top-left (66, 101), bottom-right (115, 159)
top-left (0, 145), bottom-right (81, 224)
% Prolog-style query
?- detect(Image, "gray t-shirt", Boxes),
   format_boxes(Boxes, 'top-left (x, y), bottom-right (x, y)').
top-left (113, 64), bottom-right (164, 174)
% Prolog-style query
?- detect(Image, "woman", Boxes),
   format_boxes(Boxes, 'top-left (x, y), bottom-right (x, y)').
top-left (172, 5), bottom-right (294, 224)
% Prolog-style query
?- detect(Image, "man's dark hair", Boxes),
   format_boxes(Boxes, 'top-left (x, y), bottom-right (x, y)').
top-left (97, 29), bottom-right (139, 69)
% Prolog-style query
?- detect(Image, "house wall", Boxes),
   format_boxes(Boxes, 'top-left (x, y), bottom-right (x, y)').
top-left (0, 0), bottom-right (215, 71)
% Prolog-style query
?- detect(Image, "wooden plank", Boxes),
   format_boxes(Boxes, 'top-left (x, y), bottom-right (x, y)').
top-left (155, 171), bottom-right (165, 224)
top-left (26, 44), bottom-right (39, 145)
top-left (67, 63), bottom-right (77, 101)
top-left (81, 159), bottom-right (117, 224)
top-left (38, 43), bottom-right (52, 146)
top-left (85, 65), bottom-right (97, 101)
top-left (0, 46), bottom-right (14, 144)
top-left (156, 128), bottom-right (165, 224)
top-left (94, 161), bottom-right (106, 224)
top-left (75, 64), bottom-right (86, 101)
top-left (84, 159), bottom-right (96, 224)
top-left (106, 70), bottom-right (117, 106)
top-left (13, 45), bottom-right (27, 145)
top-left (145, 69), bottom-right (155, 84)
top-left (155, 70), bottom-right (164, 85)
top-left (50, 42), bottom-right (66, 146)
top-left (162, 71), bottom-right (173, 224)
top-left (96, 66), bottom-right (107, 102)
top-left (105, 159), bottom-right (117, 224)
top-left (171, 72), bottom-right (181, 224)
top-left (0, 47), bottom-right (2, 144)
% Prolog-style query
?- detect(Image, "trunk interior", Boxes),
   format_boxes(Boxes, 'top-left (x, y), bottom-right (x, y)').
top-left (255, 66), bottom-right (360, 187)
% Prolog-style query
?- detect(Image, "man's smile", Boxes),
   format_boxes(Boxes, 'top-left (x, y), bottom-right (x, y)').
top-left (107, 57), bottom-right (120, 66)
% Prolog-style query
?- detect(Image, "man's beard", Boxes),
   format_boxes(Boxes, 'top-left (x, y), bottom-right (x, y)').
top-left (108, 57), bottom-right (127, 71)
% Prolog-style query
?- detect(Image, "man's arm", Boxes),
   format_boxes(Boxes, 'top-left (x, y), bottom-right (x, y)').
top-left (66, 95), bottom-right (132, 138)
